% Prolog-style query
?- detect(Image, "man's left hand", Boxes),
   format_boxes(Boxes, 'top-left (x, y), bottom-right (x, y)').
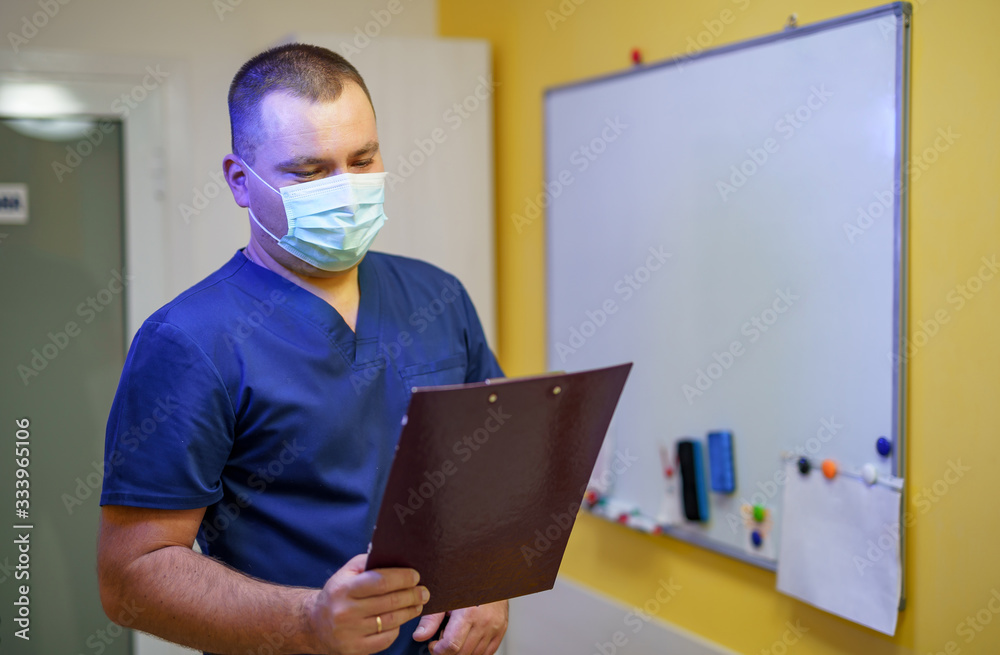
top-left (412, 600), bottom-right (508, 655)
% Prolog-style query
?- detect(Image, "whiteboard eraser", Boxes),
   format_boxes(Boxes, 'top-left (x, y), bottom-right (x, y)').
top-left (678, 440), bottom-right (709, 522)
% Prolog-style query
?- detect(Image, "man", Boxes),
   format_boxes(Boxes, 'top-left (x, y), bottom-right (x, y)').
top-left (97, 43), bottom-right (508, 655)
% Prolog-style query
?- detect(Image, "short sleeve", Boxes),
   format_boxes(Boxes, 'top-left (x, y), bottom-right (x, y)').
top-left (100, 321), bottom-right (236, 509)
top-left (454, 278), bottom-right (505, 383)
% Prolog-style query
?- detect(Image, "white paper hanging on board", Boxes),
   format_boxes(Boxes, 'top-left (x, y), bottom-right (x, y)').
top-left (776, 460), bottom-right (902, 635)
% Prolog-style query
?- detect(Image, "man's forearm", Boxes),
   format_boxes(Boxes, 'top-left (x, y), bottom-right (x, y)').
top-left (107, 545), bottom-right (320, 655)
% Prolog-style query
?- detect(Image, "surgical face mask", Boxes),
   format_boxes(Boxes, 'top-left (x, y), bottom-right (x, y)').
top-left (243, 160), bottom-right (388, 272)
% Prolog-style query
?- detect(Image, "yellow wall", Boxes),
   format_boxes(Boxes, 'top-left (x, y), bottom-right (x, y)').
top-left (440, 1), bottom-right (1000, 653)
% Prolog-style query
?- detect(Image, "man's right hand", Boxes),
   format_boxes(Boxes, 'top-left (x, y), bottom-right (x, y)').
top-left (98, 506), bottom-right (425, 655)
top-left (306, 554), bottom-right (428, 655)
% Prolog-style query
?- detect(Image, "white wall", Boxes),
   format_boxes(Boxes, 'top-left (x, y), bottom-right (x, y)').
top-left (509, 577), bottom-right (736, 655)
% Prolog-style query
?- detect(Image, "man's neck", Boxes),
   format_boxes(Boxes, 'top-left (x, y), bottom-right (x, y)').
top-left (244, 238), bottom-right (361, 331)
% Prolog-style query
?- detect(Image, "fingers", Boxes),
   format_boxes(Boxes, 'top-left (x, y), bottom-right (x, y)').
top-left (310, 559), bottom-right (428, 654)
top-left (427, 602), bottom-right (508, 655)
top-left (349, 575), bottom-right (427, 640)
top-left (323, 559), bottom-right (424, 612)
top-left (413, 611), bottom-right (446, 642)
top-left (341, 553), bottom-right (368, 574)
top-left (430, 609), bottom-right (473, 655)
top-left (351, 579), bottom-right (428, 627)
top-left (360, 584), bottom-right (428, 614)
top-left (482, 632), bottom-right (505, 655)
top-left (464, 632), bottom-right (491, 655)
top-left (325, 563), bottom-right (427, 626)
top-left (347, 566), bottom-right (422, 600)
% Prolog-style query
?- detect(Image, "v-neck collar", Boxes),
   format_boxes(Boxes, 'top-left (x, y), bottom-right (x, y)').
top-left (233, 249), bottom-right (383, 366)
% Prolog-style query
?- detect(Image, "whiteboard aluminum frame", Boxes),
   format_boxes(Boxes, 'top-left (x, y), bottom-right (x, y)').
top-left (544, 3), bottom-right (911, 572)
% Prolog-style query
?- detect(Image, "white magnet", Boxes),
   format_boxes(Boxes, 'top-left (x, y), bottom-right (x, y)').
top-left (861, 463), bottom-right (878, 486)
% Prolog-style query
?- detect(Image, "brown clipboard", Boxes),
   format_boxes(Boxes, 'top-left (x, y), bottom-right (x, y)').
top-left (366, 362), bottom-right (633, 614)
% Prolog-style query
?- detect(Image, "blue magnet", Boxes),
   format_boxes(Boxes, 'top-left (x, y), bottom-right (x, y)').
top-left (707, 431), bottom-right (736, 493)
top-left (751, 530), bottom-right (763, 548)
top-left (797, 457), bottom-right (810, 475)
top-left (876, 437), bottom-right (892, 457)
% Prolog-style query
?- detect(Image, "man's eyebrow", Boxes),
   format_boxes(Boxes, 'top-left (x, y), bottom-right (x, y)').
top-left (275, 156), bottom-right (327, 169)
top-left (350, 140), bottom-right (380, 158)
top-left (274, 141), bottom-right (380, 170)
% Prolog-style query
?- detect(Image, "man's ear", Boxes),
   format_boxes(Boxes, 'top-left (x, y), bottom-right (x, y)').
top-left (223, 154), bottom-right (250, 208)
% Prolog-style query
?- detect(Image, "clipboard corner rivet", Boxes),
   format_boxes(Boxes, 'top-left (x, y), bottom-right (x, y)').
top-left (488, 393), bottom-right (498, 403)
top-left (552, 385), bottom-right (562, 395)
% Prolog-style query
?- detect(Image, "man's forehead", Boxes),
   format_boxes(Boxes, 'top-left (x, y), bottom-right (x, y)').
top-left (256, 86), bottom-right (377, 156)
top-left (258, 85), bottom-right (374, 127)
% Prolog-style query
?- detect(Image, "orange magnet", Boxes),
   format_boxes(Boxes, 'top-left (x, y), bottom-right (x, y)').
top-left (821, 459), bottom-right (838, 479)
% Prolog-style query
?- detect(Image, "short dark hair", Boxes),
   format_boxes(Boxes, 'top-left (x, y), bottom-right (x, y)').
top-left (228, 43), bottom-right (375, 164)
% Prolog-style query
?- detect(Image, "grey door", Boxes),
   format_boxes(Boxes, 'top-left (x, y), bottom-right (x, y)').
top-left (0, 116), bottom-right (130, 655)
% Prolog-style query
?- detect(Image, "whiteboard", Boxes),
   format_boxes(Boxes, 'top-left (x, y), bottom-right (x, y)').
top-left (545, 3), bottom-right (909, 567)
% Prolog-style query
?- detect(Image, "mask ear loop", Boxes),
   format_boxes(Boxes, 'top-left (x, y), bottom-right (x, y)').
top-left (248, 208), bottom-right (282, 243)
top-left (241, 159), bottom-right (284, 243)
top-left (241, 159), bottom-right (281, 194)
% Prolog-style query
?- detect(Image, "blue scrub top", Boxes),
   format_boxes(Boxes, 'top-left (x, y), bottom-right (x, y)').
top-left (100, 249), bottom-right (504, 655)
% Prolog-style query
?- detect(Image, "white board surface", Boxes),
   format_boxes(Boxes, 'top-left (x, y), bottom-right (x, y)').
top-left (545, 4), bottom-right (909, 568)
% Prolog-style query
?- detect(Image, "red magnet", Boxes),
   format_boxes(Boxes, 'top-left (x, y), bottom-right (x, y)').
top-left (630, 48), bottom-right (643, 65)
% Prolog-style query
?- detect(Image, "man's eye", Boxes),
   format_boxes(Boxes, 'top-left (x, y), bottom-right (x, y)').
top-left (354, 159), bottom-right (373, 168)
top-left (295, 170), bottom-right (320, 179)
